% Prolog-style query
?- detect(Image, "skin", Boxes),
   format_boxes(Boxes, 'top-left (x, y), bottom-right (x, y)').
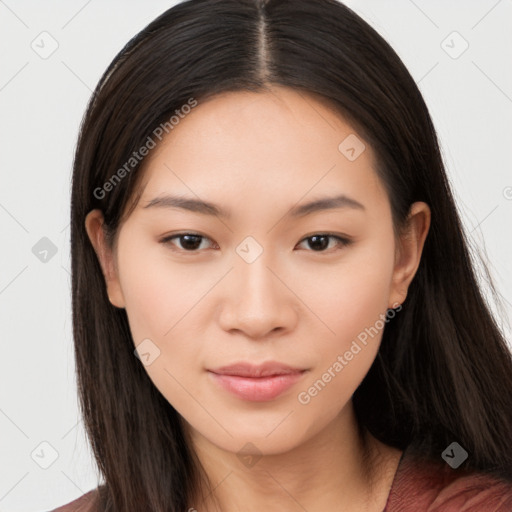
top-left (86, 86), bottom-right (430, 511)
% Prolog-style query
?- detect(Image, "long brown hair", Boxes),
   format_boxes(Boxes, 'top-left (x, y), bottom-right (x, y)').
top-left (70, 0), bottom-right (512, 509)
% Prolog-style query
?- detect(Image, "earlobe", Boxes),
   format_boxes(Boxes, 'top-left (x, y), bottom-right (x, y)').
top-left (388, 202), bottom-right (431, 308)
top-left (84, 209), bottom-right (126, 308)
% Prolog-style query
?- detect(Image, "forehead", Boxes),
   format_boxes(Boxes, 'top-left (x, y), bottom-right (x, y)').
top-left (136, 86), bottom-right (386, 215)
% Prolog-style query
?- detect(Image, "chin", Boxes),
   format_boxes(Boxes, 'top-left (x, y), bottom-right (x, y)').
top-left (190, 409), bottom-right (322, 458)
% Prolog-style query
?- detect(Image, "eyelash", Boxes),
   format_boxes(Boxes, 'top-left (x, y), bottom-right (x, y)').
top-left (159, 232), bottom-right (353, 254)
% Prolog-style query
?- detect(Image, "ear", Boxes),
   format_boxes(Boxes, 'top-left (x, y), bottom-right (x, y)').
top-left (388, 201), bottom-right (431, 308)
top-left (84, 209), bottom-right (126, 308)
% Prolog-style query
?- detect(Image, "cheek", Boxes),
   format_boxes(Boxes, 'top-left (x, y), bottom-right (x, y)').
top-left (116, 240), bottom-right (227, 410)
top-left (117, 244), bottom-right (212, 417)
top-left (117, 238), bottom-right (219, 344)
top-left (294, 236), bottom-right (395, 403)
top-left (297, 237), bottom-right (395, 346)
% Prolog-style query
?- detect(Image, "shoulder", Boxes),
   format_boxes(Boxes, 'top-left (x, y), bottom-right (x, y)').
top-left (385, 447), bottom-right (512, 511)
top-left (50, 487), bottom-right (99, 512)
top-left (431, 472), bottom-right (512, 511)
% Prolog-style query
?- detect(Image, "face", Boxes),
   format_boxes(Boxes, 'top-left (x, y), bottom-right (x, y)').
top-left (86, 86), bottom-right (429, 457)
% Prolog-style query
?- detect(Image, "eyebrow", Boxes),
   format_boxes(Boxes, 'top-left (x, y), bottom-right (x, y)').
top-left (141, 193), bottom-right (365, 219)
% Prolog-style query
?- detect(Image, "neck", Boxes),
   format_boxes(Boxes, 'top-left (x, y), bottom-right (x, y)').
top-left (185, 402), bottom-right (402, 512)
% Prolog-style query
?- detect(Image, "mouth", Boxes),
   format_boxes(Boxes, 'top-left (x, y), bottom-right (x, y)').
top-left (207, 361), bottom-right (308, 401)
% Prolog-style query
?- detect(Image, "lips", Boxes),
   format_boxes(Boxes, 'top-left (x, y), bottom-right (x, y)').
top-left (207, 361), bottom-right (307, 401)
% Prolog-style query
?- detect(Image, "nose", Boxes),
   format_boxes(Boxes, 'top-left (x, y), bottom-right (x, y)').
top-left (218, 255), bottom-right (299, 340)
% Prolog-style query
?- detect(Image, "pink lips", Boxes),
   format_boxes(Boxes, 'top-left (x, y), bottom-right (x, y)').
top-left (207, 362), bottom-right (307, 401)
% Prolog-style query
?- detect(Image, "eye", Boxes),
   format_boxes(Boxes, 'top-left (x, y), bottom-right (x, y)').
top-left (159, 232), bottom-right (352, 254)
top-left (159, 232), bottom-right (217, 252)
top-left (296, 233), bottom-right (352, 252)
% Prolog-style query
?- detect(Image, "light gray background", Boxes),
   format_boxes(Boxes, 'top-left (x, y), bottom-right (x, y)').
top-left (1, 1), bottom-right (511, 510)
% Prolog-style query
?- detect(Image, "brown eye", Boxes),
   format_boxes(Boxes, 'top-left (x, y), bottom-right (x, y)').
top-left (160, 233), bottom-right (215, 252)
top-left (296, 234), bottom-right (352, 252)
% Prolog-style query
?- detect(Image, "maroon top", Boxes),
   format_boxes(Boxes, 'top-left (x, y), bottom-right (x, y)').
top-left (383, 447), bottom-right (512, 511)
top-left (51, 446), bottom-right (512, 511)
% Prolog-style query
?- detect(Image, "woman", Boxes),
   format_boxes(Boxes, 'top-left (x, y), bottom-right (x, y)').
top-left (54, 0), bottom-right (512, 510)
